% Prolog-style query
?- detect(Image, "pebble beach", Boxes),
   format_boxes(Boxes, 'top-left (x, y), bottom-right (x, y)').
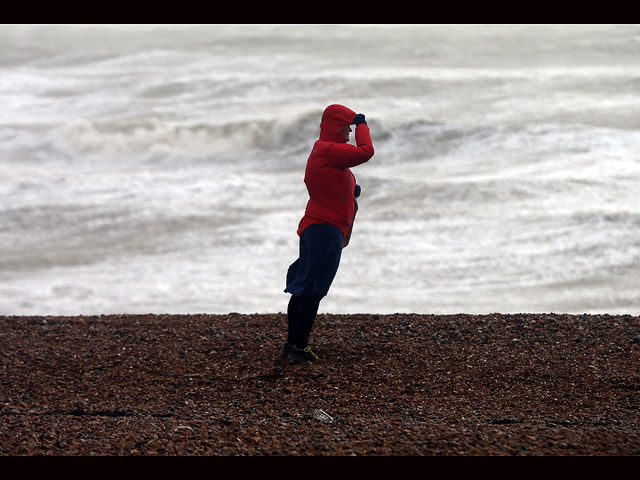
top-left (1, 312), bottom-right (639, 455)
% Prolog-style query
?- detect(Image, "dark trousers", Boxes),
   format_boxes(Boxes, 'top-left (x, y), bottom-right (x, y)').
top-left (287, 293), bottom-right (322, 349)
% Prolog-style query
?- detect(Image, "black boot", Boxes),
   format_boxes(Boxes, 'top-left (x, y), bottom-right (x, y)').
top-left (287, 344), bottom-right (320, 362)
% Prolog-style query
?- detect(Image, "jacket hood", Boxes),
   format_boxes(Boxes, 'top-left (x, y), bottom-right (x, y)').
top-left (319, 104), bottom-right (356, 143)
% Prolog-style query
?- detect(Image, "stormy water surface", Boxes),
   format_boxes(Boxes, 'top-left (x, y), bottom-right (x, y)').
top-left (1, 24), bottom-right (639, 315)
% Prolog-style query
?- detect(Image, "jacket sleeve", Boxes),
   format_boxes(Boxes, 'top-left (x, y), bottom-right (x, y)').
top-left (326, 124), bottom-right (374, 169)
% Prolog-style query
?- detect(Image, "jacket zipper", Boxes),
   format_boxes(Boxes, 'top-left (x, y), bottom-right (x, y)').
top-left (342, 171), bottom-right (352, 204)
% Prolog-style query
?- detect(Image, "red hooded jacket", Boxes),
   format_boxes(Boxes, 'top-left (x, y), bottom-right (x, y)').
top-left (297, 104), bottom-right (375, 237)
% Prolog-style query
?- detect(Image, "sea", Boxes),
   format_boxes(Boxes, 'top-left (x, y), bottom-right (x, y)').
top-left (1, 24), bottom-right (639, 316)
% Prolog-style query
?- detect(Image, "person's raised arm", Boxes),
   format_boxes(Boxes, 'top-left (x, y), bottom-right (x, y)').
top-left (327, 114), bottom-right (374, 169)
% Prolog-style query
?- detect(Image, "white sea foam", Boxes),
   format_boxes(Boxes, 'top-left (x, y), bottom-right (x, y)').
top-left (1, 24), bottom-right (639, 315)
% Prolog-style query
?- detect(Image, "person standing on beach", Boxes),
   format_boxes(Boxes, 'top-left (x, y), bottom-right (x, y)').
top-left (283, 104), bottom-right (374, 362)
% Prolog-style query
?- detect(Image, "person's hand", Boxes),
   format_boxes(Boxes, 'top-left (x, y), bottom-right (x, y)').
top-left (353, 113), bottom-right (367, 126)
